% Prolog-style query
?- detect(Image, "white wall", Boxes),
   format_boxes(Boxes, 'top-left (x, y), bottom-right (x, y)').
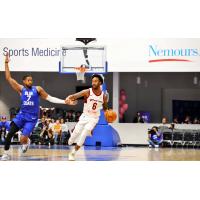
top-left (66, 123), bottom-right (200, 145)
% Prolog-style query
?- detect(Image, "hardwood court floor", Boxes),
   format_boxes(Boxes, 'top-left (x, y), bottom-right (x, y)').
top-left (1, 145), bottom-right (200, 161)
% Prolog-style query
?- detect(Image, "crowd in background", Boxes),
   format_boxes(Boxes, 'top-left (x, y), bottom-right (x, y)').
top-left (0, 115), bottom-right (74, 146)
top-left (33, 117), bottom-right (71, 145)
top-left (10, 107), bottom-right (82, 122)
top-left (1, 108), bottom-right (200, 146)
top-left (0, 107), bottom-right (83, 145)
top-left (133, 112), bottom-right (200, 125)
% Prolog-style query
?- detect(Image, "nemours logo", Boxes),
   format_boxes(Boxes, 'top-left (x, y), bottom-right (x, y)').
top-left (148, 45), bottom-right (200, 63)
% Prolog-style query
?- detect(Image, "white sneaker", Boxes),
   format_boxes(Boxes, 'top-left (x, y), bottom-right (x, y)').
top-left (21, 138), bottom-right (31, 153)
top-left (68, 152), bottom-right (75, 161)
top-left (149, 145), bottom-right (152, 148)
top-left (1, 153), bottom-right (11, 161)
top-left (155, 145), bottom-right (159, 148)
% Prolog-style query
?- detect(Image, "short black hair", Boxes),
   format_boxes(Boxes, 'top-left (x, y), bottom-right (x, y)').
top-left (22, 75), bottom-right (32, 80)
top-left (92, 74), bottom-right (104, 84)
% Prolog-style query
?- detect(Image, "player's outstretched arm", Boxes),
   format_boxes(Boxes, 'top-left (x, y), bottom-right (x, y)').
top-left (66, 89), bottom-right (90, 101)
top-left (37, 86), bottom-right (70, 105)
top-left (4, 53), bottom-right (23, 93)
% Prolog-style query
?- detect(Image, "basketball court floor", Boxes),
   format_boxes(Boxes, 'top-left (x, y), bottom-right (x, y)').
top-left (1, 145), bottom-right (200, 161)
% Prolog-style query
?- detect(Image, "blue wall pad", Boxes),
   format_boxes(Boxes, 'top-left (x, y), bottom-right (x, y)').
top-left (85, 124), bottom-right (121, 147)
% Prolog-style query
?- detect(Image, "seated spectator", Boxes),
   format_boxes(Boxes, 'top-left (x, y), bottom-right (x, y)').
top-left (66, 111), bottom-right (74, 122)
top-left (133, 112), bottom-right (144, 123)
top-left (60, 118), bottom-right (70, 144)
top-left (169, 123), bottom-right (175, 130)
top-left (0, 116), bottom-right (11, 131)
top-left (173, 117), bottom-right (179, 124)
top-left (37, 117), bottom-right (46, 129)
top-left (48, 119), bottom-right (55, 131)
top-left (148, 126), bottom-right (163, 148)
top-left (0, 116), bottom-right (11, 144)
top-left (39, 120), bottom-right (54, 145)
top-left (193, 117), bottom-right (199, 124)
top-left (52, 119), bottom-right (62, 144)
top-left (162, 117), bottom-right (168, 125)
top-left (183, 115), bottom-right (192, 124)
top-left (75, 111), bottom-right (82, 122)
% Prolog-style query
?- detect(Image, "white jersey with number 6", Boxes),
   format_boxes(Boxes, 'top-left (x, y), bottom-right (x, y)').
top-left (83, 88), bottom-right (104, 118)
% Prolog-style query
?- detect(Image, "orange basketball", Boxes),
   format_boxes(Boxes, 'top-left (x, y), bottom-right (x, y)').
top-left (104, 109), bottom-right (117, 123)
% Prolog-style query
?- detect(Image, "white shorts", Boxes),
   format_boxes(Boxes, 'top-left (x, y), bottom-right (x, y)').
top-left (74, 114), bottom-right (99, 134)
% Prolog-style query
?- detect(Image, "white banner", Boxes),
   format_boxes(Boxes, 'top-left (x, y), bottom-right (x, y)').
top-left (1, 38), bottom-right (200, 72)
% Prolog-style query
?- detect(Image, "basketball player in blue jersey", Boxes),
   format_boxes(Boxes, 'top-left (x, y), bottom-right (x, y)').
top-left (1, 54), bottom-right (74, 161)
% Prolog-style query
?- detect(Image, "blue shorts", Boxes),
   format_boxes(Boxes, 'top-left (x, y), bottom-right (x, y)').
top-left (13, 112), bottom-right (38, 137)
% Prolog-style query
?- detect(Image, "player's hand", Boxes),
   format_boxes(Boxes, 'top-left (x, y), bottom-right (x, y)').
top-left (66, 95), bottom-right (74, 100)
top-left (5, 53), bottom-right (10, 63)
top-left (65, 98), bottom-right (71, 104)
top-left (65, 97), bottom-right (78, 106)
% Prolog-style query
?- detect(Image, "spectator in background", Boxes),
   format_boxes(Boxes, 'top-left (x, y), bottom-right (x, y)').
top-left (159, 117), bottom-right (169, 132)
top-left (39, 119), bottom-right (53, 145)
top-left (162, 117), bottom-right (168, 125)
top-left (159, 117), bottom-right (176, 132)
top-left (48, 119), bottom-right (55, 131)
top-left (52, 119), bottom-right (62, 144)
top-left (173, 117), bottom-right (179, 124)
top-left (0, 116), bottom-right (11, 144)
top-left (75, 111), bottom-right (82, 122)
top-left (0, 116), bottom-right (10, 131)
top-left (193, 117), bottom-right (199, 124)
top-left (133, 112), bottom-right (144, 123)
top-left (184, 115), bottom-right (192, 124)
top-left (37, 117), bottom-right (46, 129)
top-left (66, 111), bottom-right (74, 122)
top-left (148, 126), bottom-right (163, 148)
top-left (60, 118), bottom-right (70, 144)
top-left (169, 123), bottom-right (175, 130)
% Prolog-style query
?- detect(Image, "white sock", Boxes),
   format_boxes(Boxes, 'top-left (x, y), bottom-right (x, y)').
top-left (71, 148), bottom-right (77, 155)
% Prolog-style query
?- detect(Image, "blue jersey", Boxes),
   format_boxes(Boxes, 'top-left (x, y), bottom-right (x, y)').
top-left (12, 86), bottom-right (40, 136)
top-left (20, 86), bottom-right (40, 118)
top-left (0, 121), bottom-right (11, 131)
top-left (150, 131), bottom-right (162, 142)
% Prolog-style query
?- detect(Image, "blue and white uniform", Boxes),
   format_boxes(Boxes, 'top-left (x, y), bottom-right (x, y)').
top-left (13, 86), bottom-right (40, 136)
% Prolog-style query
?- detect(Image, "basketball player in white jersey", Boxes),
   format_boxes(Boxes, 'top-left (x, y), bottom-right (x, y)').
top-left (66, 74), bottom-right (108, 161)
